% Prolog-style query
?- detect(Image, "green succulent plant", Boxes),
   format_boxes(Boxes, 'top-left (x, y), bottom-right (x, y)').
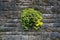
top-left (20, 8), bottom-right (43, 31)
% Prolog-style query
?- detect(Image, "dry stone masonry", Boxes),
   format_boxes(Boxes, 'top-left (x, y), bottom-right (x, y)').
top-left (0, 0), bottom-right (60, 40)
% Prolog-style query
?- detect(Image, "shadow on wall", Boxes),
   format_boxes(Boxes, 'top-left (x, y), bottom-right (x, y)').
top-left (51, 6), bottom-right (60, 27)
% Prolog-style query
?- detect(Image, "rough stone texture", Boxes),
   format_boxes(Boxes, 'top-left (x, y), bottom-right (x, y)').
top-left (2, 35), bottom-right (28, 40)
top-left (1, 32), bottom-right (60, 40)
top-left (0, 0), bottom-right (60, 40)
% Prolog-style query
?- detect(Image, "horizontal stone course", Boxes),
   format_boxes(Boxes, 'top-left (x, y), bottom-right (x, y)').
top-left (0, 32), bottom-right (60, 40)
top-left (0, 11), bottom-right (60, 19)
top-left (43, 19), bottom-right (60, 23)
top-left (0, 23), bottom-right (60, 32)
top-left (0, 27), bottom-right (16, 32)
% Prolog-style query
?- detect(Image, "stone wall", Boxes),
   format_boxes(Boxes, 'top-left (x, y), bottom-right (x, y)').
top-left (0, 0), bottom-right (60, 40)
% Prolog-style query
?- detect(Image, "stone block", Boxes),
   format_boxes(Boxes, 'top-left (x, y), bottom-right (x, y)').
top-left (2, 35), bottom-right (28, 40)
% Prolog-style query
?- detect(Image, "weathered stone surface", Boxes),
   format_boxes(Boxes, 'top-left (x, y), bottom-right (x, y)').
top-left (0, 2), bottom-right (16, 11)
top-left (33, 0), bottom-right (57, 6)
top-left (0, 11), bottom-right (20, 19)
top-left (0, 0), bottom-right (60, 40)
top-left (0, 26), bottom-right (16, 32)
top-left (50, 32), bottom-right (60, 40)
top-left (43, 14), bottom-right (60, 19)
top-left (2, 35), bottom-right (28, 40)
top-left (51, 6), bottom-right (60, 13)
top-left (43, 19), bottom-right (60, 23)
top-left (1, 32), bottom-right (60, 40)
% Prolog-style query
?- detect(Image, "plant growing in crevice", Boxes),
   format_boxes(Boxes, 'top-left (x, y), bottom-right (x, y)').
top-left (20, 8), bottom-right (43, 31)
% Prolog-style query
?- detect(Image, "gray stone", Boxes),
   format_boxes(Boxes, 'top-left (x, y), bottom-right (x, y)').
top-left (51, 6), bottom-right (60, 13)
top-left (43, 14), bottom-right (60, 19)
top-left (0, 26), bottom-right (16, 31)
top-left (43, 19), bottom-right (59, 23)
top-left (0, 1), bottom-right (16, 11)
top-left (2, 35), bottom-right (28, 40)
top-left (50, 32), bottom-right (60, 40)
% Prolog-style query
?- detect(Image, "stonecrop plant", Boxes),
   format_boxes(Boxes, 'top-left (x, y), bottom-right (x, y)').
top-left (20, 8), bottom-right (43, 31)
